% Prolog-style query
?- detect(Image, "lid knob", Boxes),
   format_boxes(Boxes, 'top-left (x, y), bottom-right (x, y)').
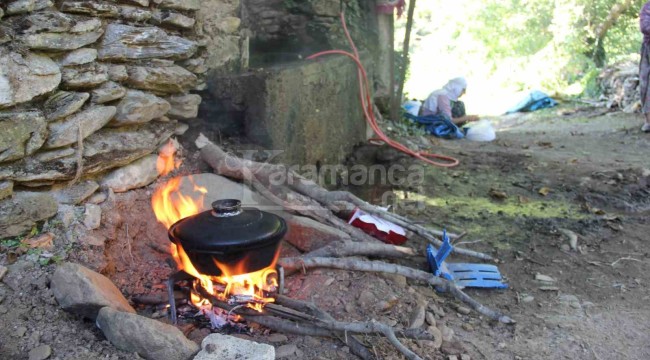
top-left (211, 199), bottom-right (242, 217)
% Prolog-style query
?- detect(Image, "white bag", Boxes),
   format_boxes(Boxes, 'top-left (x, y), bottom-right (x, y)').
top-left (465, 119), bottom-right (496, 142)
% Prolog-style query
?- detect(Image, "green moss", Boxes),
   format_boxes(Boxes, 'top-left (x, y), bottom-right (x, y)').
top-left (411, 193), bottom-right (586, 220)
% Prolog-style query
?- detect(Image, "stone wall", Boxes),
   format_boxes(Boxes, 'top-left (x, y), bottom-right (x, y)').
top-left (0, 0), bottom-right (242, 238)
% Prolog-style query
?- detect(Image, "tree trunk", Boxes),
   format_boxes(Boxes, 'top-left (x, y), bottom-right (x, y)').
top-left (397, 0), bottom-right (417, 107)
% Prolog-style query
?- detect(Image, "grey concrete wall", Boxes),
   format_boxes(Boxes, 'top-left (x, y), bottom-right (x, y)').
top-left (241, 56), bottom-right (367, 166)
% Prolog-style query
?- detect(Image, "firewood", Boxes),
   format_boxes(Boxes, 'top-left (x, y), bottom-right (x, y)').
top-left (195, 134), bottom-right (492, 260)
top-left (278, 257), bottom-right (514, 324)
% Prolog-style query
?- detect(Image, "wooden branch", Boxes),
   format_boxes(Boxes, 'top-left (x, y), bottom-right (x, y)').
top-left (305, 240), bottom-right (418, 259)
top-left (276, 295), bottom-right (374, 360)
top-left (197, 136), bottom-right (492, 260)
top-left (278, 257), bottom-right (514, 324)
top-left (196, 281), bottom-right (429, 359)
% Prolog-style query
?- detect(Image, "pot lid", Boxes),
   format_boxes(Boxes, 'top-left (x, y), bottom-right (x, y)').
top-left (169, 199), bottom-right (286, 252)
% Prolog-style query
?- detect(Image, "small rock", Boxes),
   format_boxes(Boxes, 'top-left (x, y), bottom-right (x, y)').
top-left (267, 334), bottom-right (288, 343)
top-left (0, 265), bottom-right (7, 281)
top-left (535, 273), bottom-right (556, 283)
top-left (106, 64), bottom-right (128, 82)
top-left (56, 205), bottom-right (78, 228)
top-left (6, 0), bottom-right (52, 15)
top-left (0, 46), bottom-right (61, 109)
top-left (97, 307), bottom-right (199, 360)
top-left (111, 90), bottom-right (170, 126)
top-left (174, 122), bottom-right (189, 136)
top-left (50, 262), bottom-right (135, 320)
top-left (51, 180), bottom-right (99, 205)
top-left (126, 65), bottom-right (198, 94)
top-left (559, 228), bottom-right (578, 251)
top-left (0, 110), bottom-right (48, 162)
top-left (193, 333), bottom-right (274, 360)
top-left (80, 234), bottom-right (106, 247)
top-left (275, 344), bottom-right (298, 358)
top-left (83, 203), bottom-right (101, 230)
top-left (439, 324), bottom-right (454, 342)
top-left (558, 294), bottom-right (581, 309)
top-left (166, 94), bottom-right (201, 119)
top-left (426, 326), bottom-right (443, 349)
top-left (100, 154), bottom-right (159, 192)
top-left (441, 340), bottom-right (464, 356)
top-left (15, 326), bottom-right (28, 337)
top-left (456, 306), bottom-right (471, 315)
top-left (153, 10), bottom-right (196, 29)
top-left (430, 303), bottom-right (445, 318)
top-left (461, 355), bottom-right (471, 360)
top-left (0, 181), bottom-right (13, 201)
top-left (380, 273), bottom-right (408, 288)
top-left (44, 91), bottom-right (90, 122)
top-left (119, 5), bottom-right (152, 22)
top-left (87, 192), bottom-right (108, 204)
top-left (461, 323), bottom-right (474, 332)
top-left (158, 0), bottom-right (200, 11)
top-left (357, 290), bottom-right (375, 308)
top-left (45, 105), bottom-right (117, 149)
top-left (408, 303), bottom-right (426, 329)
top-left (28, 344), bottom-right (51, 360)
top-left (522, 295), bottom-right (535, 303)
top-left (98, 24), bottom-right (197, 62)
top-left (60, 63), bottom-right (109, 90)
top-left (448, 356), bottom-right (458, 360)
top-left (59, 48), bottom-right (98, 67)
top-left (91, 81), bottom-right (126, 104)
top-left (34, 147), bottom-right (76, 162)
top-left (0, 192), bottom-right (58, 238)
top-left (425, 311), bottom-right (436, 326)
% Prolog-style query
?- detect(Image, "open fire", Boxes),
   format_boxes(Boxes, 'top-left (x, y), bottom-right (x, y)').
top-left (151, 142), bottom-right (279, 316)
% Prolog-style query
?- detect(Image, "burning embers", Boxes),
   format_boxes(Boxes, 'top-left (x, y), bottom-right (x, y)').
top-left (151, 144), bottom-right (286, 321)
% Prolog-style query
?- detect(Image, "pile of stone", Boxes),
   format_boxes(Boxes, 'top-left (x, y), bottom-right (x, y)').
top-left (50, 262), bottom-right (275, 360)
top-left (598, 60), bottom-right (641, 112)
top-left (0, 0), bottom-right (243, 239)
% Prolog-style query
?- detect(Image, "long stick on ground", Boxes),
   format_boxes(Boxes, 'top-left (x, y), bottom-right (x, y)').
top-left (305, 240), bottom-right (418, 258)
top-left (279, 257), bottom-right (514, 324)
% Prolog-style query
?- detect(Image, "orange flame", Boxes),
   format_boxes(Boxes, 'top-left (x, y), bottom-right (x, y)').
top-left (157, 140), bottom-right (180, 177)
top-left (151, 154), bottom-right (278, 313)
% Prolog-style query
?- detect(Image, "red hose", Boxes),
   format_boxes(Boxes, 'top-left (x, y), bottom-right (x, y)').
top-left (306, 12), bottom-right (459, 168)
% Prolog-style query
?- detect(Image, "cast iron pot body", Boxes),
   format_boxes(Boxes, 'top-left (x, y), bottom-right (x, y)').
top-left (168, 199), bottom-right (286, 276)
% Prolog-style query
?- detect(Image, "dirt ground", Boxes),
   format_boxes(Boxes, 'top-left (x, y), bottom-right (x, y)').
top-left (0, 105), bottom-right (648, 360)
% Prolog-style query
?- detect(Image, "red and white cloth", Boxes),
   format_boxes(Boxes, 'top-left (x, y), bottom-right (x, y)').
top-left (348, 208), bottom-right (408, 245)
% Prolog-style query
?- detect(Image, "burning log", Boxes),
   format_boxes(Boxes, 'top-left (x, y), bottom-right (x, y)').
top-left (195, 134), bottom-right (492, 261)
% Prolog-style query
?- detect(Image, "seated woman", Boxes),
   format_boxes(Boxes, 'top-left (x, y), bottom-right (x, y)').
top-left (420, 77), bottom-right (479, 126)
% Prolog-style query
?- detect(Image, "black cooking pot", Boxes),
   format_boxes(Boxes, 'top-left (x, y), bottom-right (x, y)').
top-left (168, 199), bottom-right (286, 276)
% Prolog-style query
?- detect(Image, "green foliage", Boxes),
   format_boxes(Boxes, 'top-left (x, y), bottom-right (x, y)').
top-left (454, 0), bottom-right (643, 94)
top-left (471, 0), bottom-right (555, 60)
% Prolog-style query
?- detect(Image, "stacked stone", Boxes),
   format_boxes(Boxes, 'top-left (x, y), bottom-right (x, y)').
top-left (599, 61), bottom-right (641, 113)
top-left (0, 0), bottom-right (242, 238)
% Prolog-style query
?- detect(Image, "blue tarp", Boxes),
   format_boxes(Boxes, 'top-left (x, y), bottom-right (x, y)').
top-left (506, 90), bottom-right (558, 114)
top-left (403, 113), bottom-right (465, 139)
